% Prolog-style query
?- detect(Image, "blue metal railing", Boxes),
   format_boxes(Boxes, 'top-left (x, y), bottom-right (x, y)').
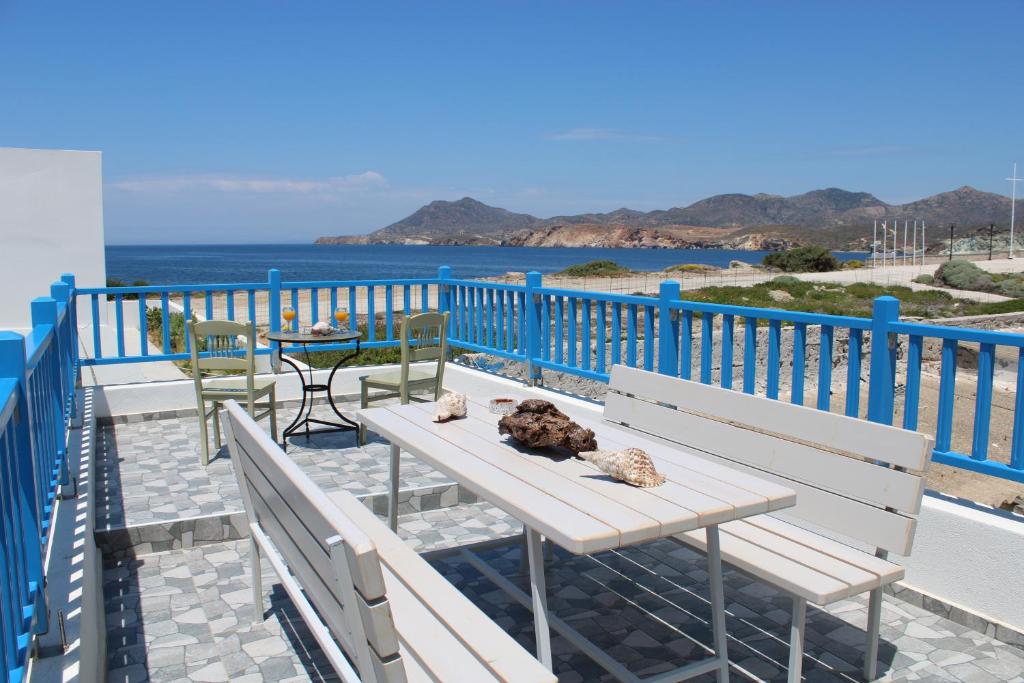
top-left (0, 274), bottom-right (79, 683)
top-left (75, 267), bottom-right (1024, 483)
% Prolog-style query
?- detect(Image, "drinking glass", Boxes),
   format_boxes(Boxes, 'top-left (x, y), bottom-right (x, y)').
top-left (282, 306), bottom-right (296, 332)
top-left (334, 306), bottom-right (349, 328)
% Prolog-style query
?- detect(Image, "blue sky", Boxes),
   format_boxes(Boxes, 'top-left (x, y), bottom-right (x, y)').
top-left (2, 1), bottom-right (1022, 244)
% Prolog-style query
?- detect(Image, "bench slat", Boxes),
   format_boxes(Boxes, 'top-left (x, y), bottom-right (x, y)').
top-left (329, 490), bottom-right (558, 683)
top-left (239, 445), bottom-right (401, 659)
top-left (604, 391), bottom-right (926, 514)
top-left (610, 365), bottom-right (931, 471)
top-left (677, 527), bottom-right (854, 605)
top-left (600, 401), bottom-right (918, 555)
top-left (359, 407), bottom-right (618, 553)
top-left (744, 516), bottom-right (904, 584)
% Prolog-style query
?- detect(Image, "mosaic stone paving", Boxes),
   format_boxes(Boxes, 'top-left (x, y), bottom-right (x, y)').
top-left (105, 506), bottom-right (1024, 683)
top-left (96, 403), bottom-right (455, 531)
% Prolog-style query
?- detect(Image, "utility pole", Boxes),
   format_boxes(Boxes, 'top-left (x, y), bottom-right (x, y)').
top-left (872, 220), bottom-right (878, 268)
top-left (903, 220), bottom-right (908, 266)
top-left (989, 223), bottom-right (995, 260)
top-left (948, 224), bottom-right (955, 261)
top-left (1008, 163), bottom-right (1020, 259)
top-left (922, 220), bottom-right (926, 264)
top-left (912, 220), bottom-right (918, 266)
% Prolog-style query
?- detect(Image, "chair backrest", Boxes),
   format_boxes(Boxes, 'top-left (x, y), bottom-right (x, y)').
top-left (188, 319), bottom-right (256, 372)
top-left (399, 312), bottom-right (449, 387)
top-left (222, 401), bottom-right (405, 683)
top-left (604, 365), bottom-right (934, 556)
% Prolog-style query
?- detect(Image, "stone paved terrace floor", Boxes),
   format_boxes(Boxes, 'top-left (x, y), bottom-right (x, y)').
top-left (96, 401), bottom-right (456, 531)
top-left (98, 403), bottom-right (1024, 682)
top-left (104, 515), bottom-right (1024, 683)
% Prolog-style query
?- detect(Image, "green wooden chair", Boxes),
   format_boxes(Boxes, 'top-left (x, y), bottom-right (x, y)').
top-left (358, 311), bottom-right (450, 445)
top-left (188, 319), bottom-right (278, 466)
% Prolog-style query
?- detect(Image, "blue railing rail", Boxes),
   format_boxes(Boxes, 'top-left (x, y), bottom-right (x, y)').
top-left (72, 267), bottom-right (1024, 483)
top-left (0, 273), bottom-right (80, 683)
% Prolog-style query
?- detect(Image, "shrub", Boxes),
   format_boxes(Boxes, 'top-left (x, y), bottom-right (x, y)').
top-left (997, 276), bottom-right (1024, 298)
top-left (769, 275), bottom-right (802, 287)
top-left (557, 260), bottom-right (631, 277)
top-left (762, 246), bottom-right (839, 273)
top-left (934, 260), bottom-right (995, 291)
top-left (666, 263), bottom-right (718, 274)
top-left (913, 274), bottom-right (935, 285)
top-left (840, 259), bottom-right (864, 270)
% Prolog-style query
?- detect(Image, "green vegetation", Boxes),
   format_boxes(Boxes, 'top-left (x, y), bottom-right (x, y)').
top-left (146, 308), bottom-right (197, 354)
top-left (557, 260), bottom-right (631, 277)
top-left (912, 274), bottom-right (935, 285)
top-left (840, 259), bottom-right (864, 270)
top-left (665, 263), bottom-right (719, 274)
top-left (297, 319), bottom-right (476, 369)
top-left (680, 279), bottom-right (1013, 319)
top-left (929, 260), bottom-right (1024, 297)
top-left (762, 246), bottom-right (839, 273)
top-left (106, 278), bottom-right (149, 300)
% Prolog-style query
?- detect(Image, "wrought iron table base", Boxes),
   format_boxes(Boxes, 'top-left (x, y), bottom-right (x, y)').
top-left (276, 341), bottom-right (360, 449)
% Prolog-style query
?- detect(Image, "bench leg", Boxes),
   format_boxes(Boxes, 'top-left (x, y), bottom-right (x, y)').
top-left (788, 596), bottom-right (806, 683)
top-left (526, 528), bottom-right (553, 670)
top-left (706, 525), bottom-right (730, 682)
top-left (251, 537), bottom-right (264, 624)
top-left (388, 443), bottom-right (400, 532)
top-left (864, 588), bottom-right (883, 681)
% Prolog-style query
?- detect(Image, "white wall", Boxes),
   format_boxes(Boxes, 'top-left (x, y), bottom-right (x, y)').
top-left (899, 493), bottom-right (1024, 633)
top-left (0, 148), bottom-right (105, 327)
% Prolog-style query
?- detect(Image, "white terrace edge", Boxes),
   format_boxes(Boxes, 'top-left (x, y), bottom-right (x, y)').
top-left (88, 362), bottom-right (1024, 639)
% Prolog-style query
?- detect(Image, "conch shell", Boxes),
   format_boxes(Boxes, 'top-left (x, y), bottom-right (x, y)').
top-left (578, 448), bottom-right (666, 488)
top-left (433, 392), bottom-right (467, 422)
top-left (311, 321), bottom-right (334, 336)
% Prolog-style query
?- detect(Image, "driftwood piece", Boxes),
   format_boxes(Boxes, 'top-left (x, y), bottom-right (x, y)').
top-left (497, 399), bottom-right (597, 455)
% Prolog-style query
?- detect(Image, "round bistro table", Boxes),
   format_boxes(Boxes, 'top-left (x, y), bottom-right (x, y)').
top-left (266, 329), bottom-right (362, 448)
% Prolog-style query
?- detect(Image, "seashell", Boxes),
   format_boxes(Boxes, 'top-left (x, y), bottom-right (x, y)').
top-left (311, 321), bottom-right (334, 336)
top-left (433, 391), bottom-right (467, 422)
top-left (578, 448), bottom-right (666, 488)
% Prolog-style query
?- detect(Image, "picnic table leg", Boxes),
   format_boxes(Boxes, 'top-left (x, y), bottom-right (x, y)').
top-left (388, 443), bottom-right (400, 532)
top-left (707, 525), bottom-right (731, 682)
top-left (526, 527), bottom-right (553, 670)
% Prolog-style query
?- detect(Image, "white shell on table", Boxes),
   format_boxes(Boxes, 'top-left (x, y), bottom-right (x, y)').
top-left (433, 391), bottom-right (467, 422)
top-left (311, 321), bottom-right (333, 336)
top-left (578, 447), bottom-right (666, 488)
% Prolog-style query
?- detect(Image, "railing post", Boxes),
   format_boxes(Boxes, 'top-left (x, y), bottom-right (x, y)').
top-left (658, 280), bottom-right (681, 376)
top-left (268, 269), bottom-right (281, 368)
top-left (525, 271), bottom-right (543, 386)
top-left (438, 266), bottom-right (454, 338)
top-left (32, 297), bottom-right (70, 493)
top-left (867, 296), bottom-right (900, 425)
top-left (0, 331), bottom-right (48, 638)
top-left (60, 273), bottom-right (80, 394)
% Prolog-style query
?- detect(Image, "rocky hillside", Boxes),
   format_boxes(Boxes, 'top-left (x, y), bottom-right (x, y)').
top-left (316, 197), bottom-right (536, 245)
top-left (315, 186), bottom-right (1016, 250)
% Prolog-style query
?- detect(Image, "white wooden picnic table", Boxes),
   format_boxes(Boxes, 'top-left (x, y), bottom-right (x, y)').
top-left (357, 395), bottom-right (796, 682)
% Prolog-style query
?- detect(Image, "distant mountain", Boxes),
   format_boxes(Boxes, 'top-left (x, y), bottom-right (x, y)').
top-left (316, 197), bottom-right (537, 245)
top-left (315, 186), bottom-right (1016, 250)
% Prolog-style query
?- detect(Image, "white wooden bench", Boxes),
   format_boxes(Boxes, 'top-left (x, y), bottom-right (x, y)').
top-left (604, 366), bottom-right (934, 682)
top-left (221, 400), bottom-right (556, 683)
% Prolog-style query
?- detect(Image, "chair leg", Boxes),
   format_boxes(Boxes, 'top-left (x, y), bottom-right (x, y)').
top-left (864, 588), bottom-right (883, 681)
top-left (358, 381), bottom-right (368, 446)
top-left (788, 596), bottom-right (807, 683)
top-left (212, 401), bottom-right (222, 450)
top-left (198, 403), bottom-right (211, 467)
top-left (269, 388), bottom-right (278, 443)
top-left (251, 536), bottom-right (264, 624)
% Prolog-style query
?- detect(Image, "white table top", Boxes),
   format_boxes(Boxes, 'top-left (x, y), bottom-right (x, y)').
top-left (357, 395), bottom-right (796, 555)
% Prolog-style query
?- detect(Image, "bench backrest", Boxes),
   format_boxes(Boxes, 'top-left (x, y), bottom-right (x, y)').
top-left (222, 401), bottom-right (405, 683)
top-left (605, 366), bottom-right (934, 556)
